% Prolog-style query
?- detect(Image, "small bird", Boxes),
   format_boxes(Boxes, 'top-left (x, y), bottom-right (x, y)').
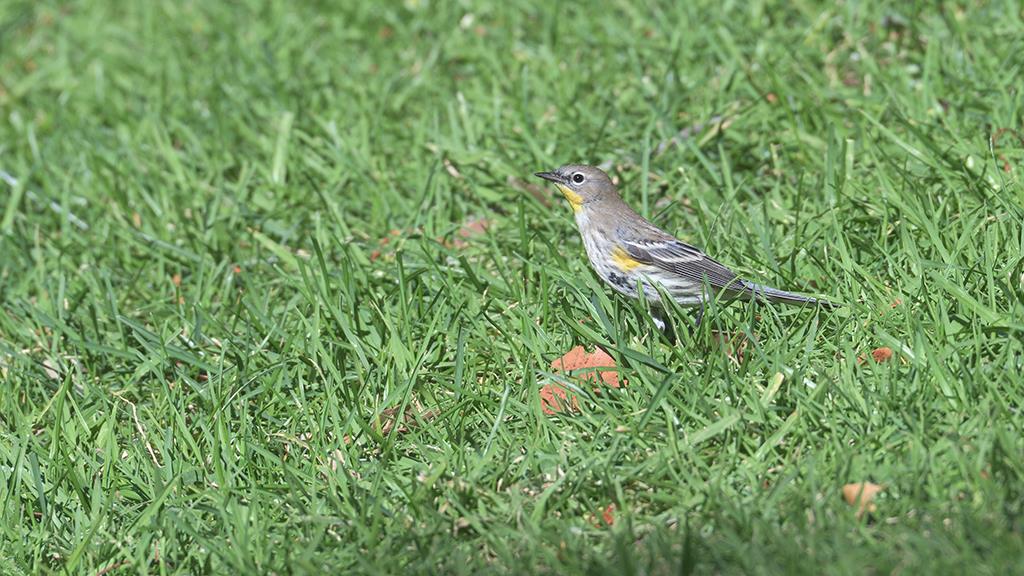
top-left (534, 164), bottom-right (836, 327)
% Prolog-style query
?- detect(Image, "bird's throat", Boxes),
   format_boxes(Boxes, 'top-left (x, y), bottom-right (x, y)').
top-left (555, 184), bottom-right (584, 213)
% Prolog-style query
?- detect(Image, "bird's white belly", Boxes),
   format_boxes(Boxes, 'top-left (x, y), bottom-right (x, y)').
top-left (574, 212), bottom-right (704, 307)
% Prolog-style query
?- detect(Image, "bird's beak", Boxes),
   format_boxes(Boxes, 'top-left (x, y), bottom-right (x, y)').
top-left (534, 171), bottom-right (565, 184)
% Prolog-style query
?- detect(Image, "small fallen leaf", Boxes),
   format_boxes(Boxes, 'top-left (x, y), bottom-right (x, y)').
top-left (441, 218), bottom-right (491, 250)
top-left (371, 231), bottom-right (402, 260)
top-left (550, 345), bottom-right (624, 389)
top-left (542, 346), bottom-right (625, 415)
top-left (540, 383), bottom-right (578, 415)
top-left (842, 482), bottom-right (883, 518)
top-left (711, 331), bottom-right (749, 364)
top-left (458, 218), bottom-right (489, 239)
top-left (601, 504), bottom-right (615, 526)
top-left (871, 347), bottom-right (893, 363)
top-left (858, 346), bottom-right (895, 365)
top-left (378, 400), bottom-right (439, 435)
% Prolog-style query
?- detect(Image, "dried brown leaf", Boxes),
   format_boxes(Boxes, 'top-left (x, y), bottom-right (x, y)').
top-left (601, 504), bottom-right (616, 526)
top-left (711, 331), bottom-right (749, 364)
top-left (378, 401), bottom-right (439, 435)
top-left (458, 218), bottom-right (489, 239)
top-left (871, 347), bottom-right (893, 363)
top-left (539, 383), bottom-right (578, 415)
top-left (550, 345), bottom-right (624, 389)
top-left (842, 482), bottom-right (883, 518)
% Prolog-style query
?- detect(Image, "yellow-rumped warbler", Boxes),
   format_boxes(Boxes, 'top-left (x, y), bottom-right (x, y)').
top-left (535, 164), bottom-right (836, 326)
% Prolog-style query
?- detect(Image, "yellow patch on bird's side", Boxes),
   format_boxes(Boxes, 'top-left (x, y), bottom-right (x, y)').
top-left (611, 247), bottom-right (642, 272)
top-left (555, 184), bottom-right (584, 213)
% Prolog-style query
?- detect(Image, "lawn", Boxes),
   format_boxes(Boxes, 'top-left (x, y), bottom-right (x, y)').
top-left (1, 1), bottom-right (1023, 574)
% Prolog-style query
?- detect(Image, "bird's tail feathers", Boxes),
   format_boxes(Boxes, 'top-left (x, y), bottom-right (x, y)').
top-left (744, 282), bottom-right (839, 309)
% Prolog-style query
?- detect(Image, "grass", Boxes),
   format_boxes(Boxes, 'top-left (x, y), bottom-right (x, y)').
top-left (1, 0), bottom-right (1023, 573)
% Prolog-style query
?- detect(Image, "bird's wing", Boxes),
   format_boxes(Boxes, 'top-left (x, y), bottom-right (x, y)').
top-left (617, 232), bottom-right (746, 292)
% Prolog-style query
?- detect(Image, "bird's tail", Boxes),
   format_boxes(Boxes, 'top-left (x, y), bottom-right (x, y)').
top-left (743, 282), bottom-right (839, 309)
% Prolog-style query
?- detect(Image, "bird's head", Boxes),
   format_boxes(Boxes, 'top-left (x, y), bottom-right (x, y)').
top-left (534, 165), bottom-right (618, 212)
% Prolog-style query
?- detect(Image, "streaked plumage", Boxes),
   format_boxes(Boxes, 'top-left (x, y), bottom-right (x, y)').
top-left (535, 164), bottom-right (836, 323)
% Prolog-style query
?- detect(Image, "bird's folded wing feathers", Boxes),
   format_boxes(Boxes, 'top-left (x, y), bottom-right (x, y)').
top-left (618, 236), bottom-right (746, 291)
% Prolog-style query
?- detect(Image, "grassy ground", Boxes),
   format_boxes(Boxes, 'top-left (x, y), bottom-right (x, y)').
top-left (2, 1), bottom-right (1023, 574)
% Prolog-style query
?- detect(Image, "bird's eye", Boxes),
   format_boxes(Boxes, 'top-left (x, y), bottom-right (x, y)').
top-left (572, 173), bottom-right (585, 184)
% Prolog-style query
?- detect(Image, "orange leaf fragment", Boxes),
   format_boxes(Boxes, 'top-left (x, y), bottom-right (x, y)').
top-left (842, 482), bottom-right (883, 518)
top-left (871, 347), bottom-right (893, 363)
top-left (458, 218), bottom-right (490, 239)
top-left (550, 345), bottom-right (624, 389)
top-left (542, 346), bottom-right (625, 415)
top-left (447, 218), bottom-right (490, 249)
top-left (601, 504), bottom-right (616, 526)
top-left (540, 384), bottom-right (578, 415)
